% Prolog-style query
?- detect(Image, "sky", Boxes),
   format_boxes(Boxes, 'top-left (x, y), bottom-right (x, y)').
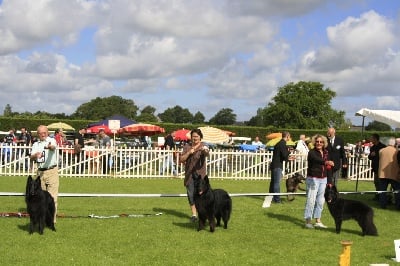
top-left (0, 0), bottom-right (399, 126)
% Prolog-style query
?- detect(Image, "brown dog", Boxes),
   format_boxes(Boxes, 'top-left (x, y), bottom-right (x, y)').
top-left (286, 173), bottom-right (305, 201)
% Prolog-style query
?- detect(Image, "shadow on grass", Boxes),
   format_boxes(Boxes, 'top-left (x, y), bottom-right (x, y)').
top-left (17, 223), bottom-right (29, 233)
top-left (153, 207), bottom-right (188, 219)
top-left (172, 221), bottom-right (198, 230)
top-left (334, 227), bottom-right (366, 236)
top-left (266, 212), bottom-right (304, 227)
top-left (153, 207), bottom-right (197, 230)
top-left (243, 196), bottom-right (264, 202)
top-left (267, 212), bottom-right (365, 235)
top-left (153, 208), bottom-right (197, 230)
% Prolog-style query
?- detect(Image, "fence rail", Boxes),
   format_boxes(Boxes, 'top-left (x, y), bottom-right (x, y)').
top-left (0, 145), bottom-right (373, 181)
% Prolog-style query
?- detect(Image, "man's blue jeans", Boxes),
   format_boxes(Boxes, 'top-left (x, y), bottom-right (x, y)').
top-left (269, 168), bottom-right (282, 202)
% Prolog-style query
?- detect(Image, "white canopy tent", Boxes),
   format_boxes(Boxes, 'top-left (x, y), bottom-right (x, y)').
top-left (355, 108), bottom-right (400, 128)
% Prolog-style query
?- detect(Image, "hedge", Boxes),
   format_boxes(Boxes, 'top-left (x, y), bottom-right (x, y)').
top-left (1, 117), bottom-right (399, 145)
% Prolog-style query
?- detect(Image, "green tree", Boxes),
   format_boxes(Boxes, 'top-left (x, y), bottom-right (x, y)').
top-left (250, 81), bottom-right (345, 129)
top-left (3, 104), bottom-right (12, 117)
top-left (247, 108), bottom-right (265, 126)
top-left (158, 105), bottom-right (193, 123)
top-left (136, 105), bottom-right (158, 123)
top-left (193, 111), bottom-right (205, 124)
top-left (209, 108), bottom-right (236, 125)
top-left (33, 111), bottom-right (54, 119)
top-left (72, 96), bottom-right (138, 120)
top-left (1, 104), bottom-right (70, 119)
top-left (365, 120), bottom-right (392, 131)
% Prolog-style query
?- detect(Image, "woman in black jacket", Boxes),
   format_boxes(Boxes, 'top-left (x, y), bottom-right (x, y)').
top-left (304, 134), bottom-right (334, 229)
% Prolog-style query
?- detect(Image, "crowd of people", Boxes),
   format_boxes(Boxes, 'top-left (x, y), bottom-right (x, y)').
top-left (266, 128), bottom-right (400, 230)
top-left (1, 127), bottom-right (34, 166)
top-left (2, 125), bottom-right (400, 224)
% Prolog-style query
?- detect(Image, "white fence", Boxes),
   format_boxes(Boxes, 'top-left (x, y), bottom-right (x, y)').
top-left (0, 145), bottom-right (373, 180)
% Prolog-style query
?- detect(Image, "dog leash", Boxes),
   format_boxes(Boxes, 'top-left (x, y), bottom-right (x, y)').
top-left (0, 212), bottom-right (30, 218)
top-left (0, 212), bottom-right (163, 219)
top-left (87, 212), bottom-right (163, 219)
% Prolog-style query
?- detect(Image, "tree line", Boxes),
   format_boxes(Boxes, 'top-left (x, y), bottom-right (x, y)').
top-left (1, 81), bottom-right (392, 130)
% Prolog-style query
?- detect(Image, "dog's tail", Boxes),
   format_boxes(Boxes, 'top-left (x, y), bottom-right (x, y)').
top-left (227, 196), bottom-right (232, 219)
top-left (365, 210), bottom-right (378, 236)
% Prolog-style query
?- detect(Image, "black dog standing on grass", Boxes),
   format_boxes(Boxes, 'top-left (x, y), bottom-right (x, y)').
top-left (324, 184), bottom-right (377, 236)
top-left (193, 173), bottom-right (232, 232)
top-left (25, 176), bottom-right (56, 235)
top-left (286, 173), bottom-right (306, 201)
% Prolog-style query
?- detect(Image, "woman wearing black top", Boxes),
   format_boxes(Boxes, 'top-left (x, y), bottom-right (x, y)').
top-left (304, 134), bottom-right (334, 229)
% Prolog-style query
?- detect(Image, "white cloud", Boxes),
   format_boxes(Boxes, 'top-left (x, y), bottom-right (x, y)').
top-left (377, 96), bottom-right (400, 108)
top-left (298, 10), bottom-right (400, 101)
top-left (0, 0), bottom-right (399, 124)
top-left (303, 11), bottom-right (395, 72)
top-left (227, 0), bottom-right (330, 17)
top-left (0, 0), bottom-right (101, 55)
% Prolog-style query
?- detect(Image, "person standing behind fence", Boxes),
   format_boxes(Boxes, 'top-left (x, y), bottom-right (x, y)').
top-left (16, 127), bottom-right (32, 170)
top-left (353, 140), bottom-right (364, 175)
top-left (54, 129), bottom-right (66, 147)
top-left (295, 134), bottom-right (309, 175)
top-left (377, 137), bottom-right (400, 210)
top-left (304, 134), bottom-right (334, 229)
top-left (3, 128), bottom-right (16, 144)
top-left (30, 125), bottom-right (59, 223)
top-left (296, 134), bottom-right (309, 154)
top-left (17, 127), bottom-right (32, 146)
top-left (326, 128), bottom-right (347, 186)
top-left (180, 128), bottom-right (209, 222)
top-left (73, 127), bottom-right (86, 174)
top-left (2, 128), bottom-right (17, 164)
top-left (161, 131), bottom-right (177, 176)
top-left (269, 131), bottom-right (294, 203)
top-left (252, 136), bottom-right (263, 146)
top-left (368, 134), bottom-right (386, 200)
top-left (97, 129), bottom-right (111, 174)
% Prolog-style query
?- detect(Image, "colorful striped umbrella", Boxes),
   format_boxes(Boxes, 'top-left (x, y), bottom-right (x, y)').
top-left (118, 123), bottom-right (165, 136)
top-left (266, 137), bottom-right (296, 147)
top-left (86, 125), bottom-right (113, 135)
top-left (197, 126), bottom-right (230, 144)
top-left (173, 128), bottom-right (191, 141)
top-left (266, 132), bottom-right (282, 140)
top-left (47, 122), bottom-right (75, 131)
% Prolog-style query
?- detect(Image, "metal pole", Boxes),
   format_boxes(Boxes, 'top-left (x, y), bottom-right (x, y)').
top-left (361, 116), bottom-right (365, 138)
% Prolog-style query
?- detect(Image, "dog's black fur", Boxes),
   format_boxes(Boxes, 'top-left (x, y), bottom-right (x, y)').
top-left (213, 188), bottom-right (232, 229)
top-left (286, 173), bottom-right (306, 201)
top-left (324, 184), bottom-right (377, 236)
top-left (25, 175), bottom-right (56, 234)
top-left (193, 173), bottom-right (232, 232)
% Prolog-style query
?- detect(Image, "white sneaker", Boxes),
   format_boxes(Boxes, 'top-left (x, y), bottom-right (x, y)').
top-left (305, 223), bottom-right (314, 229)
top-left (314, 222), bottom-right (327, 228)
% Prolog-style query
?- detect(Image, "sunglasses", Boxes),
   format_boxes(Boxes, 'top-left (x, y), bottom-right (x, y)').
top-left (315, 140), bottom-right (324, 144)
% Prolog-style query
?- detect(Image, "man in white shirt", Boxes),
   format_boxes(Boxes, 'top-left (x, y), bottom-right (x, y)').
top-left (30, 125), bottom-right (59, 222)
top-left (252, 136), bottom-right (263, 146)
top-left (295, 134), bottom-right (309, 155)
top-left (295, 134), bottom-right (309, 175)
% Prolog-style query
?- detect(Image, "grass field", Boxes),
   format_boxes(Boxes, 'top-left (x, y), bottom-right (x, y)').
top-left (0, 176), bottom-right (399, 265)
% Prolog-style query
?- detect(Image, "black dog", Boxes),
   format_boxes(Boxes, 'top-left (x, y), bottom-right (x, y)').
top-left (25, 176), bottom-right (56, 234)
top-left (286, 173), bottom-right (305, 201)
top-left (193, 174), bottom-right (232, 232)
top-left (324, 184), bottom-right (377, 236)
